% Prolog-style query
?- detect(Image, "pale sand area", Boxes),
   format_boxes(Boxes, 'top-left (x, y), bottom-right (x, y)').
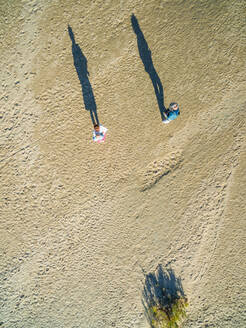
top-left (1, 0), bottom-right (246, 327)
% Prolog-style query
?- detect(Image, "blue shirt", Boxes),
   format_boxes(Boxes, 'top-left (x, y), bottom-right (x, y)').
top-left (167, 109), bottom-right (180, 121)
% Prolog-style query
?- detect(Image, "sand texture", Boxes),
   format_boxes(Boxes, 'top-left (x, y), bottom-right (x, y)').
top-left (1, 0), bottom-right (246, 327)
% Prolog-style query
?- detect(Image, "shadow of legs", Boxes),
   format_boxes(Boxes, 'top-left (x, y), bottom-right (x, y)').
top-left (90, 109), bottom-right (99, 126)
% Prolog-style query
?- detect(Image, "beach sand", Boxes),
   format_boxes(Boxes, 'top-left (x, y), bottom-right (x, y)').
top-left (1, 0), bottom-right (246, 327)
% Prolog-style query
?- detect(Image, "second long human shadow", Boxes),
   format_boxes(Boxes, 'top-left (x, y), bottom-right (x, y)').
top-left (131, 14), bottom-right (166, 120)
top-left (68, 25), bottom-right (99, 126)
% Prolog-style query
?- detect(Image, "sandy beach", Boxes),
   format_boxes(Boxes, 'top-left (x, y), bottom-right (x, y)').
top-left (1, 0), bottom-right (246, 327)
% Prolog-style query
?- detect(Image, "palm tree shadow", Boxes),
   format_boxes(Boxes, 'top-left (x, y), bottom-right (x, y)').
top-left (142, 265), bottom-right (186, 327)
top-left (131, 14), bottom-right (166, 121)
top-left (68, 25), bottom-right (99, 126)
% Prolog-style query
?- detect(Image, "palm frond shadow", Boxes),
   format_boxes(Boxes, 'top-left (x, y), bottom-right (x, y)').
top-left (142, 265), bottom-right (186, 327)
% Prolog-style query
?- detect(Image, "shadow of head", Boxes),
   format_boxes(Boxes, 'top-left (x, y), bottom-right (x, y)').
top-left (131, 14), bottom-right (140, 34)
top-left (142, 265), bottom-right (185, 312)
top-left (68, 24), bottom-right (75, 43)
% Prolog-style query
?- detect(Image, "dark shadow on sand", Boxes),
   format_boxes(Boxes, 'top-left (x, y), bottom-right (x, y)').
top-left (131, 14), bottom-right (166, 121)
top-left (68, 25), bottom-right (99, 126)
top-left (142, 265), bottom-right (186, 327)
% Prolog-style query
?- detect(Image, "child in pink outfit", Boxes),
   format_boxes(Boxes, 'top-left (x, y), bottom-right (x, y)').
top-left (92, 124), bottom-right (107, 143)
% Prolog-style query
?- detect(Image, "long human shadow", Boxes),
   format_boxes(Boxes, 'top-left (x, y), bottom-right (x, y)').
top-left (142, 265), bottom-right (186, 326)
top-left (68, 25), bottom-right (99, 126)
top-left (131, 14), bottom-right (166, 121)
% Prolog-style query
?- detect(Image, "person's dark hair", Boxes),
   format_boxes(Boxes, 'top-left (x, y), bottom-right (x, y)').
top-left (94, 124), bottom-right (99, 128)
top-left (169, 102), bottom-right (179, 111)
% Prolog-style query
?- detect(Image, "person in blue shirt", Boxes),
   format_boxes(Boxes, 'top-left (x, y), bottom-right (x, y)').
top-left (163, 102), bottom-right (180, 124)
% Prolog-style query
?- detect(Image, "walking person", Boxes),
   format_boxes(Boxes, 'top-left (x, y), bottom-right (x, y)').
top-left (92, 124), bottom-right (107, 143)
top-left (162, 102), bottom-right (180, 124)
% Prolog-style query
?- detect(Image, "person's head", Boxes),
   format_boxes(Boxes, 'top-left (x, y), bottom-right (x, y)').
top-left (94, 124), bottom-right (99, 131)
top-left (169, 102), bottom-right (179, 111)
